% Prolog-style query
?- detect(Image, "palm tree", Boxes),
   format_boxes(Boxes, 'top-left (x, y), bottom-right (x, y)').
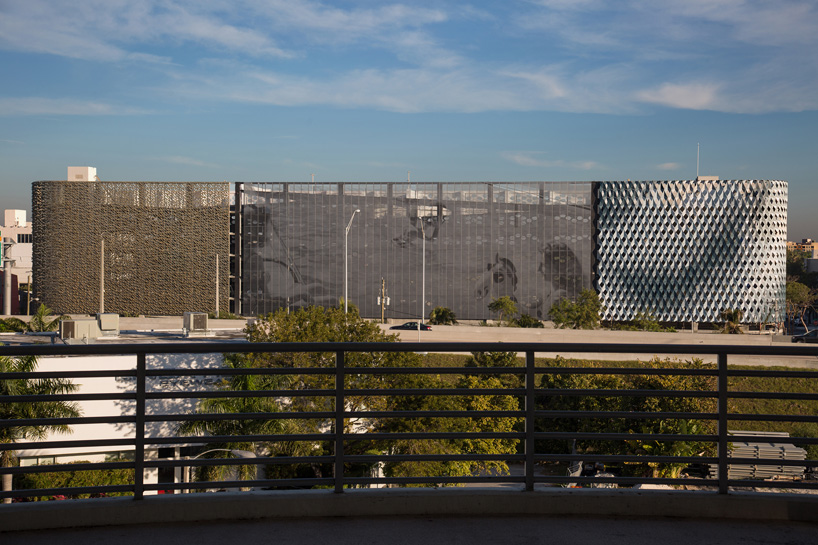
top-left (178, 358), bottom-right (285, 485)
top-left (1, 353), bottom-right (80, 503)
top-left (26, 303), bottom-right (66, 333)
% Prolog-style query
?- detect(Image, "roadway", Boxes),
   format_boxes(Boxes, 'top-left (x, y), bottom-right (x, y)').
top-left (383, 323), bottom-right (818, 369)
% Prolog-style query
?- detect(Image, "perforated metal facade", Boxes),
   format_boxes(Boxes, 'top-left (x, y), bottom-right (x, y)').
top-left (239, 182), bottom-right (593, 321)
top-left (31, 179), bottom-right (787, 323)
top-left (595, 180), bottom-right (788, 323)
top-left (32, 181), bottom-right (230, 316)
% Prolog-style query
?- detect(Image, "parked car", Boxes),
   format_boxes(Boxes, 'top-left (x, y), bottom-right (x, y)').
top-left (390, 322), bottom-right (432, 331)
top-left (792, 329), bottom-right (818, 343)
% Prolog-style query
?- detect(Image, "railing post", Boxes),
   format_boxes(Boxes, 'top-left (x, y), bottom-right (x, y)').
top-left (134, 353), bottom-right (146, 500)
top-left (335, 350), bottom-right (345, 493)
top-left (525, 350), bottom-right (536, 491)
top-left (717, 352), bottom-right (729, 495)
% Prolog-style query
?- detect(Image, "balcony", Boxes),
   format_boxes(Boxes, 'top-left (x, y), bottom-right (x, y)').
top-left (2, 340), bottom-right (818, 533)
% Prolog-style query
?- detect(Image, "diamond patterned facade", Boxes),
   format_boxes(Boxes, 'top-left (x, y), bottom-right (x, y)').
top-left (595, 180), bottom-right (788, 323)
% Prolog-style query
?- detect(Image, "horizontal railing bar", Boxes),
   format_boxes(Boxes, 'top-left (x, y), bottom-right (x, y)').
top-left (147, 456), bottom-right (335, 469)
top-left (146, 367), bottom-right (334, 377)
top-left (533, 454), bottom-right (718, 464)
top-left (343, 432), bottom-right (526, 440)
top-left (146, 389), bottom-right (336, 400)
top-left (158, 433), bottom-right (331, 444)
top-left (535, 410), bottom-right (718, 419)
top-left (0, 438), bottom-right (137, 451)
top-left (0, 393), bottom-right (136, 403)
top-left (0, 416), bottom-right (134, 428)
top-left (0, 370), bottom-right (137, 379)
top-left (533, 432), bottom-right (718, 442)
top-left (726, 414), bottom-right (818, 423)
top-left (341, 410), bottom-right (526, 419)
top-left (0, 485), bottom-right (134, 499)
top-left (342, 388), bottom-right (526, 397)
top-left (535, 388), bottom-right (717, 398)
top-left (0, 461), bottom-right (134, 475)
top-left (726, 391), bottom-right (818, 401)
top-left (3, 340), bottom-right (818, 358)
top-left (148, 411), bottom-right (336, 422)
top-left (344, 454), bottom-right (527, 463)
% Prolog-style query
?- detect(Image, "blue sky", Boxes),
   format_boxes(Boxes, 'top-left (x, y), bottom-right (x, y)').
top-left (1, 0), bottom-right (816, 239)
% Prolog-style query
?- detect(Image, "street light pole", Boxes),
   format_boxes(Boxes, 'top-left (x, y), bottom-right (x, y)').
top-left (344, 209), bottom-right (361, 314)
top-left (418, 218), bottom-right (425, 342)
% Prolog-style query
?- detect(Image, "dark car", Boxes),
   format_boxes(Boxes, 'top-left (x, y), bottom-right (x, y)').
top-left (792, 329), bottom-right (818, 343)
top-left (390, 322), bottom-right (432, 331)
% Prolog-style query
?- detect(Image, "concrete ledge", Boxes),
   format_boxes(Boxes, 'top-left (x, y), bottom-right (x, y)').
top-left (3, 488), bottom-right (818, 532)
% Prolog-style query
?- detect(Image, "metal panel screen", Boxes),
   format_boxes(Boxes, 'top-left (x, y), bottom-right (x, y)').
top-left (595, 180), bottom-right (788, 323)
top-left (240, 182), bottom-right (593, 321)
top-left (32, 181), bottom-right (230, 316)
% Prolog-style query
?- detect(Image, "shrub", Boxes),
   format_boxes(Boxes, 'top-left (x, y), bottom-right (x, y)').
top-left (513, 314), bottom-right (544, 328)
top-left (549, 289), bottom-right (602, 329)
top-left (429, 307), bottom-right (457, 325)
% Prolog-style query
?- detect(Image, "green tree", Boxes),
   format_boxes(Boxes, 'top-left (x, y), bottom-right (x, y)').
top-left (512, 314), bottom-right (544, 328)
top-left (537, 357), bottom-right (715, 479)
top-left (786, 281), bottom-right (816, 334)
top-left (1, 353), bottom-right (80, 503)
top-left (379, 352), bottom-right (521, 483)
top-left (429, 306), bottom-right (458, 325)
top-left (0, 318), bottom-right (27, 333)
top-left (719, 308), bottom-right (745, 334)
top-left (488, 296), bottom-right (517, 326)
top-left (549, 289), bottom-right (603, 329)
top-left (26, 304), bottom-right (66, 333)
top-left (177, 357), bottom-right (287, 484)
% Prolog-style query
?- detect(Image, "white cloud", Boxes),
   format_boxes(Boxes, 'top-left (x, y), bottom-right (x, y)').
top-left (502, 151), bottom-right (599, 170)
top-left (0, 98), bottom-right (148, 116)
top-left (1, 1), bottom-right (817, 115)
top-left (636, 83), bottom-right (722, 110)
top-left (657, 162), bottom-right (681, 171)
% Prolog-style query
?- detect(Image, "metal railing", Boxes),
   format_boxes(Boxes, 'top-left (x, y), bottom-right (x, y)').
top-left (2, 341), bottom-right (818, 501)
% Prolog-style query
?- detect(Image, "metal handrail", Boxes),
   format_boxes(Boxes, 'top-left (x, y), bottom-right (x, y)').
top-left (2, 341), bottom-right (818, 501)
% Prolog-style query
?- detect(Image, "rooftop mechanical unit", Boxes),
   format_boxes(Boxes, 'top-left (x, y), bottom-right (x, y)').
top-left (59, 318), bottom-right (101, 344)
top-left (183, 312), bottom-right (208, 337)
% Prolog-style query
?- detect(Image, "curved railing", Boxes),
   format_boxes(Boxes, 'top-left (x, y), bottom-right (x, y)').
top-left (2, 341), bottom-right (818, 502)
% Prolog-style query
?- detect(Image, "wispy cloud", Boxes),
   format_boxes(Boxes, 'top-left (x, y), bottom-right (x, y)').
top-left (0, 97), bottom-right (148, 116)
top-left (1, 1), bottom-right (817, 115)
top-left (656, 162), bottom-right (681, 171)
top-left (502, 151), bottom-right (599, 170)
top-left (636, 83), bottom-right (722, 111)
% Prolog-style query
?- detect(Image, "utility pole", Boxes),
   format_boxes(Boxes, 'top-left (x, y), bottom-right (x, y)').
top-left (378, 277), bottom-right (390, 324)
top-left (99, 239), bottom-right (105, 314)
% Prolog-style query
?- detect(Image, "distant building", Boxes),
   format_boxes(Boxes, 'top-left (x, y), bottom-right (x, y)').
top-left (32, 177), bottom-right (788, 323)
top-left (787, 238), bottom-right (818, 258)
top-left (1, 209), bottom-right (33, 282)
top-left (1, 209), bottom-right (33, 315)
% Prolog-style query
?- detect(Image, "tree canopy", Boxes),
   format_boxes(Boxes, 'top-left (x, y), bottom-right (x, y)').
top-left (786, 281), bottom-right (816, 333)
top-left (549, 289), bottom-right (603, 329)
top-left (184, 305), bottom-right (521, 486)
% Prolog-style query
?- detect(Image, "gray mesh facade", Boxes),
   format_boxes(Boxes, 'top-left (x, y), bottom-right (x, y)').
top-left (595, 180), bottom-right (788, 323)
top-left (32, 181), bottom-right (230, 316)
top-left (239, 182), bottom-right (593, 321)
